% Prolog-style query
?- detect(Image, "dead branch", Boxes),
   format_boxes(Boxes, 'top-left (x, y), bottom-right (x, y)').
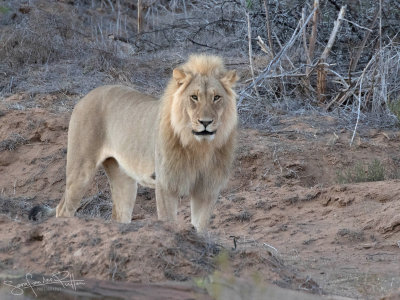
top-left (316, 65), bottom-right (327, 102)
top-left (257, 36), bottom-right (273, 58)
top-left (301, 8), bottom-right (311, 67)
top-left (262, 0), bottom-right (274, 56)
top-left (187, 38), bottom-right (221, 50)
top-left (239, 6), bottom-right (317, 104)
top-left (349, 7), bottom-right (379, 73)
top-left (307, 0), bottom-right (319, 73)
top-left (317, 5), bottom-right (346, 103)
top-left (350, 51), bottom-right (379, 146)
top-left (243, 72), bottom-right (307, 83)
top-left (137, 0), bottom-right (142, 34)
top-left (320, 6), bottom-right (346, 61)
top-left (342, 18), bottom-right (373, 32)
top-left (246, 11), bottom-right (259, 98)
top-left (302, 7), bottom-right (311, 86)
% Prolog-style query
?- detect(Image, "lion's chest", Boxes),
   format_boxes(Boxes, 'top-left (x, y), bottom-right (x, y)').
top-left (157, 148), bottom-right (219, 196)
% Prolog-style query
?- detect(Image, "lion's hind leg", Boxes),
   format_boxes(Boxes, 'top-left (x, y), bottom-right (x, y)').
top-left (103, 158), bottom-right (137, 223)
top-left (56, 159), bottom-right (98, 218)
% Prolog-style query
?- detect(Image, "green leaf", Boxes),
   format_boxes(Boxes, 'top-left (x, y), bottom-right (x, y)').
top-left (0, 6), bottom-right (10, 14)
top-left (246, 0), bottom-right (253, 10)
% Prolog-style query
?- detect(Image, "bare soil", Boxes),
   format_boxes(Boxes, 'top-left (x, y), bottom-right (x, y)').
top-left (1, 94), bottom-right (400, 299)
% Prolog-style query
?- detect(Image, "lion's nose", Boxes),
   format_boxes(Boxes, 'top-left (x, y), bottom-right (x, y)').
top-left (199, 119), bottom-right (213, 128)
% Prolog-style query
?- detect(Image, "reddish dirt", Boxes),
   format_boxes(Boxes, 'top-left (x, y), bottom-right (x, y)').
top-left (1, 94), bottom-right (400, 299)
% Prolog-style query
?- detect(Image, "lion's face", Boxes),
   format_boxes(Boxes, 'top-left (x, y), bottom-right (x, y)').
top-left (170, 68), bottom-right (238, 146)
top-left (182, 75), bottom-right (227, 142)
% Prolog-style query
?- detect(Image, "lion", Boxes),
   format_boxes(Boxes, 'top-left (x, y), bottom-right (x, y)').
top-left (29, 54), bottom-right (239, 232)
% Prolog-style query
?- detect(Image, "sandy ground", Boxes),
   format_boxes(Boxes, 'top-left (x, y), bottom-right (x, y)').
top-left (1, 94), bottom-right (400, 299)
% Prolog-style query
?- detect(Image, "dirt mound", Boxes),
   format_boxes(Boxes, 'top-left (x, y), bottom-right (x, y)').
top-left (1, 101), bottom-right (400, 299)
top-left (0, 216), bottom-right (219, 283)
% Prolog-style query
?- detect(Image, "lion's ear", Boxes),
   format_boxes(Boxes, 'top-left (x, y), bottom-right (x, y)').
top-left (221, 70), bottom-right (239, 87)
top-left (173, 68), bottom-right (187, 85)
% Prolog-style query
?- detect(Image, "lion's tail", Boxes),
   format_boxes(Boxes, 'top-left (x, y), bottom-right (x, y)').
top-left (28, 205), bottom-right (56, 221)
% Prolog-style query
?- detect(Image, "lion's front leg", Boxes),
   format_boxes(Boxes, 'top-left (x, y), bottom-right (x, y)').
top-left (190, 189), bottom-right (219, 233)
top-left (155, 183), bottom-right (178, 222)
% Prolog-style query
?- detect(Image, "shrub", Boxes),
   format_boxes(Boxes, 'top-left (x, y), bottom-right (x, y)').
top-left (337, 159), bottom-right (385, 184)
top-left (389, 99), bottom-right (400, 123)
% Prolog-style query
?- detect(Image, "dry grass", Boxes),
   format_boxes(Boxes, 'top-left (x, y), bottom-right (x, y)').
top-left (76, 192), bottom-right (113, 220)
top-left (337, 159), bottom-right (400, 184)
top-left (0, 0), bottom-right (245, 98)
top-left (157, 228), bottom-right (222, 281)
top-left (0, 196), bottom-right (33, 219)
top-left (235, 210), bottom-right (253, 222)
top-left (0, 133), bottom-right (28, 151)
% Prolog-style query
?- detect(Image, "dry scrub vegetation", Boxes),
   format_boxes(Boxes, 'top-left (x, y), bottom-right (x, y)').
top-left (1, 0), bottom-right (399, 131)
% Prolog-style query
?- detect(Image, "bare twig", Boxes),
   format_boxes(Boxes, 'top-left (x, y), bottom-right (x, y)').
top-left (245, 10), bottom-right (259, 98)
top-left (317, 5), bottom-right (346, 103)
top-left (262, 0), bottom-right (274, 56)
top-left (137, 0), bottom-right (142, 34)
top-left (239, 6), bottom-right (317, 104)
top-left (349, 7), bottom-right (379, 72)
top-left (379, 0), bottom-right (382, 51)
top-left (350, 51), bottom-right (380, 146)
top-left (105, 0), bottom-right (114, 12)
top-left (342, 18), bottom-right (373, 32)
top-left (301, 8), bottom-right (311, 67)
top-left (320, 6), bottom-right (346, 61)
top-left (257, 36), bottom-right (273, 58)
top-left (302, 7), bottom-right (311, 86)
top-left (308, 0), bottom-right (319, 73)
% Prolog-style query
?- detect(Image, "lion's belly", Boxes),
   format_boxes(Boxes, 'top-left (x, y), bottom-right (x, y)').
top-left (99, 88), bottom-right (159, 188)
top-left (118, 155), bottom-right (156, 189)
top-left (102, 149), bottom-right (156, 188)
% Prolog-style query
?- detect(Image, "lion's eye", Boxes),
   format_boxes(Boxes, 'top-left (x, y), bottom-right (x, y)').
top-left (213, 95), bottom-right (221, 102)
top-left (190, 95), bottom-right (198, 101)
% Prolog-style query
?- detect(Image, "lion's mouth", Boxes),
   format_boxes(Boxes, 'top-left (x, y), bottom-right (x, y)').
top-left (192, 130), bottom-right (216, 136)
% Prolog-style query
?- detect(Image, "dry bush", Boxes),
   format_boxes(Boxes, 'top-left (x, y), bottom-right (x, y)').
top-left (1, 0), bottom-right (400, 131)
top-left (0, 0), bottom-right (137, 96)
top-left (336, 159), bottom-right (385, 184)
top-left (0, 196), bottom-right (33, 219)
top-left (0, 0), bottom-right (247, 98)
top-left (76, 192), bottom-right (112, 220)
top-left (1, 10), bottom-right (72, 67)
top-left (0, 133), bottom-right (28, 151)
top-left (238, 0), bottom-right (400, 130)
top-left (136, 0), bottom-right (246, 51)
top-left (348, 44), bottom-right (400, 142)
